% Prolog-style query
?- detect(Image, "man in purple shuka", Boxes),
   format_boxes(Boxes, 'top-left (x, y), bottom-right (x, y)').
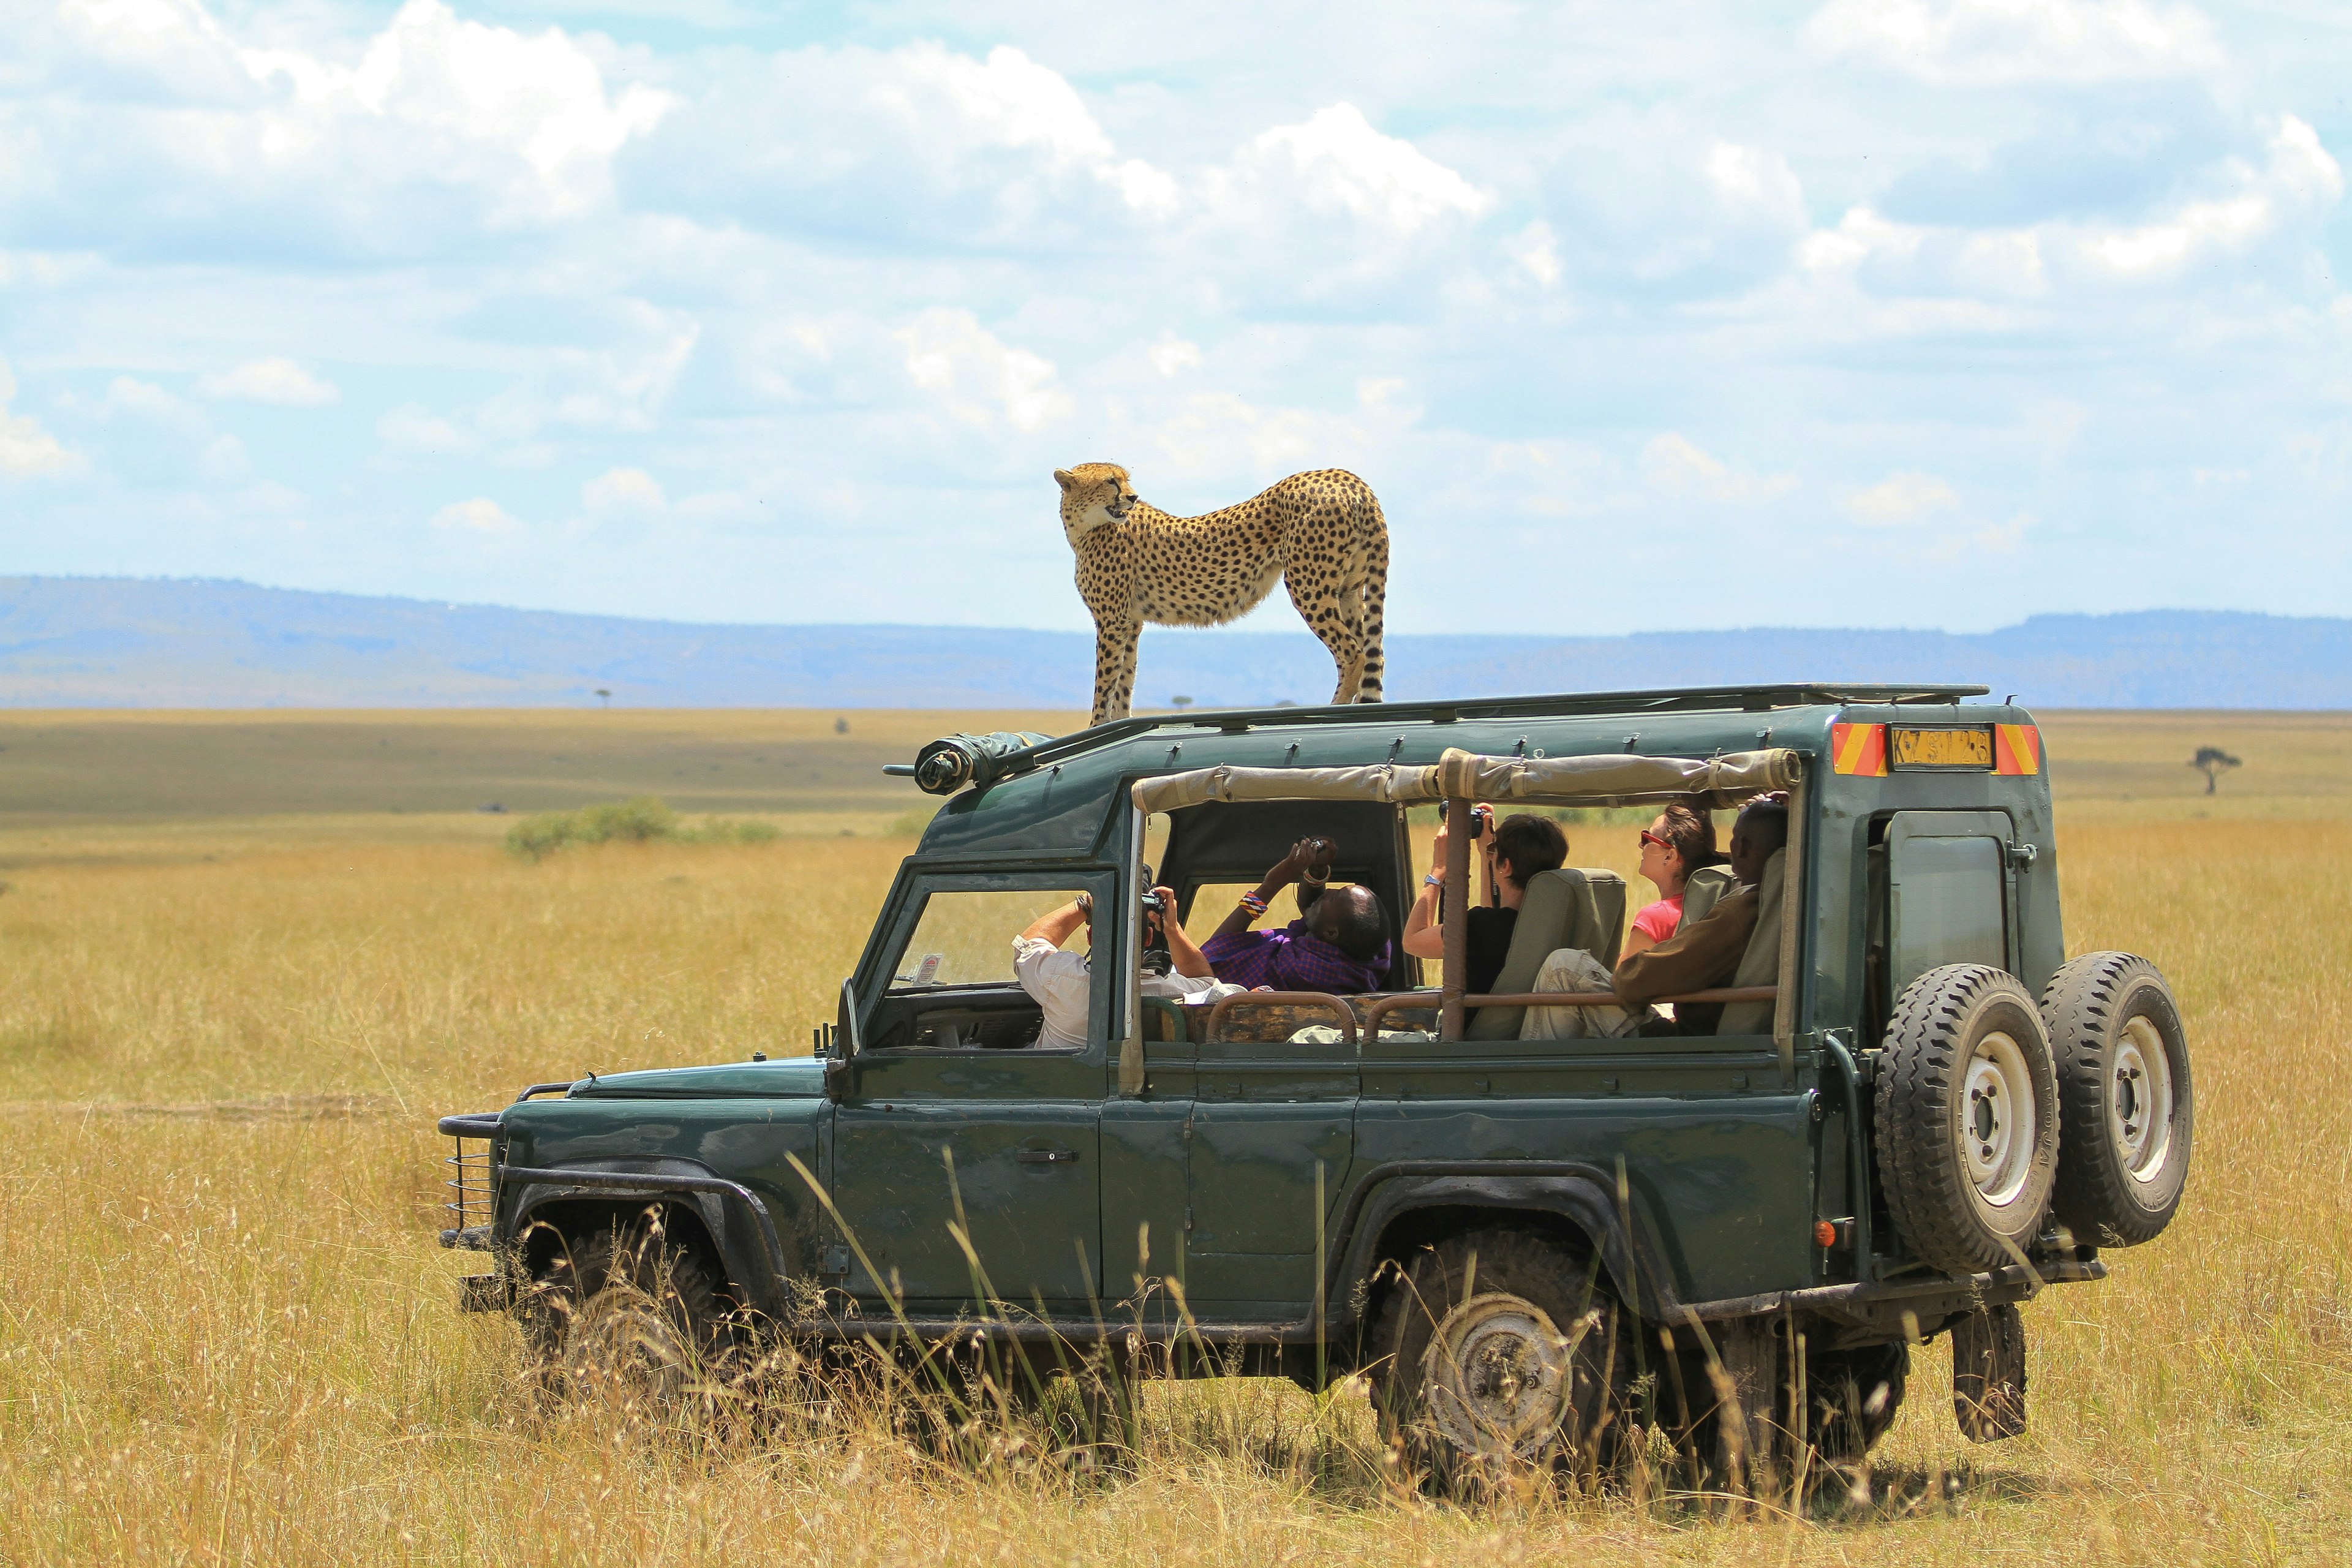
top-left (1201, 835), bottom-right (1393, 993)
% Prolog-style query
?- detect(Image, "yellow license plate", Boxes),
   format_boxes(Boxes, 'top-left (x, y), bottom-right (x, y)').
top-left (1890, 726), bottom-right (1994, 771)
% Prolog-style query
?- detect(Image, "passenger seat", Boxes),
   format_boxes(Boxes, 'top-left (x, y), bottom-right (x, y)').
top-left (1467, 869), bottom-right (1627, 1040)
top-left (1676, 863), bottom-right (1740, 933)
top-left (1715, 849), bottom-right (1784, 1035)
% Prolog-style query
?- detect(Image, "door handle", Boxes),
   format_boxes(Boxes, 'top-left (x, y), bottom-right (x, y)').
top-left (1016, 1148), bottom-right (1079, 1165)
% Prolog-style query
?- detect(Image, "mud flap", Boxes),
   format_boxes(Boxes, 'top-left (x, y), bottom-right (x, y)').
top-left (1951, 1302), bottom-right (2028, 1441)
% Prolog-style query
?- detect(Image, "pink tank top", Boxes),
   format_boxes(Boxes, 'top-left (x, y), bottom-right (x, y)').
top-left (1632, 895), bottom-right (1684, 944)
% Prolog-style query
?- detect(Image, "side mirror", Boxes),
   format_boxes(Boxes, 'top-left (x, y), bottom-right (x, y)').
top-left (824, 978), bottom-right (862, 1102)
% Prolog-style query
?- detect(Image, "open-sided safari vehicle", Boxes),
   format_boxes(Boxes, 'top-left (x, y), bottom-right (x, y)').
top-left (437, 683), bottom-right (2193, 1476)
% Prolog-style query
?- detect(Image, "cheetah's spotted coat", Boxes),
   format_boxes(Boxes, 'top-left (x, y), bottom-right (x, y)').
top-left (1054, 463), bottom-right (1389, 728)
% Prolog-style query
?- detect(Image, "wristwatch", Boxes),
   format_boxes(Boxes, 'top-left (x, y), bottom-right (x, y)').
top-left (1073, 892), bottom-right (1092, 916)
top-left (1423, 872), bottom-right (1444, 886)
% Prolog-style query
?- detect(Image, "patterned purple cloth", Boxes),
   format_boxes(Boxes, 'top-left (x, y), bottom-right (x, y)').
top-left (1202, 919), bottom-right (1392, 993)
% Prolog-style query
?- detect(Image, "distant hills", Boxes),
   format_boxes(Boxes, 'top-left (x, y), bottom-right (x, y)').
top-left (1, 576), bottom-right (2345, 710)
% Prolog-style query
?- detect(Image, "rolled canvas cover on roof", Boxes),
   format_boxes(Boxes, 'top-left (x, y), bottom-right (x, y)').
top-left (1434, 747), bottom-right (1799, 807)
top-left (1131, 748), bottom-right (1798, 814)
top-left (1131, 763), bottom-right (1436, 815)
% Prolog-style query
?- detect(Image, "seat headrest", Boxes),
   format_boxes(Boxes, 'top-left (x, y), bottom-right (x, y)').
top-left (1677, 863), bottom-right (1740, 933)
top-left (1716, 848), bottom-right (1784, 1036)
top-left (1466, 867), bottom-right (1627, 1040)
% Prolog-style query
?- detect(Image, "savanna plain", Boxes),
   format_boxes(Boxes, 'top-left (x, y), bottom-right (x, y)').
top-left (1, 707), bottom-right (2346, 1565)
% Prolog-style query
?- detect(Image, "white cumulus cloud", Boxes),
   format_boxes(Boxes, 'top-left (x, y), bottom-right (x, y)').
top-left (1847, 472), bottom-right (1961, 524)
top-left (430, 496), bottom-right (521, 532)
top-left (881, 43), bottom-right (1177, 216)
top-left (1642, 434), bottom-right (1796, 502)
top-left (582, 466), bottom-right (666, 510)
top-left (897, 308), bottom-right (1072, 432)
top-left (1235, 104), bottom-right (1490, 232)
top-left (198, 358), bottom-right (340, 406)
top-left (0, 361), bottom-right (86, 479)
top-left (1808, 0), bottom-right (2224, 83)
top-left (1147, 333), bottom-right (1203, 377)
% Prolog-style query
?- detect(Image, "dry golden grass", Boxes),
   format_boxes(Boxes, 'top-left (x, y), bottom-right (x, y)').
top-left (1, 709), bottom-right (2347, 1564)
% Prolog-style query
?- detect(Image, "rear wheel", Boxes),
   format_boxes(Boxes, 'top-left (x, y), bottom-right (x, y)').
top-left (1803, 1340), bottom-right (1909, 1460)
top-left (2041, 952), bottom-right (2193, 1246)
top-left (1875, 965), bottom-right (2062, 1274)
top-left (1365, 1229), bottom-right (1626, 1483)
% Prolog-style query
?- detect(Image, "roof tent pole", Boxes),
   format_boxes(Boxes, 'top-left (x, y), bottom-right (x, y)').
top-left (1441, 796), bottom-right (1473, 1041)
top-left (1118, 801), bottom-right (1148, 1098)
top-left (1773, 767), bottom-right (1807, 1086)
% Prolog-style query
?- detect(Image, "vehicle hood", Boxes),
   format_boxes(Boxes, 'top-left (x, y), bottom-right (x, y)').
top-left (564, 1057), bottom-right (829, 1100)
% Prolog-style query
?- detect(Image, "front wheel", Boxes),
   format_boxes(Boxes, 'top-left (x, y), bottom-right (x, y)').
top-left (524, 1218), bottom-right (748, 1412)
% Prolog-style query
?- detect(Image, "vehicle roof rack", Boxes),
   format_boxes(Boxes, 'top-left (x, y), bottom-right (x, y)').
top-left (886, 682), bottom-right (1991, 788)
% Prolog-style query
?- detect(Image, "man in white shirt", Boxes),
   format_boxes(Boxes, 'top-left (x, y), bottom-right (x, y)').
top-left (1012, 884), bottom-right (1238, 1049)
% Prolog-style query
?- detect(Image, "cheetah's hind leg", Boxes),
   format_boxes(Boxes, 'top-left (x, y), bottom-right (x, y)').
top-left (1284, 570), bottom-right (1366, 708)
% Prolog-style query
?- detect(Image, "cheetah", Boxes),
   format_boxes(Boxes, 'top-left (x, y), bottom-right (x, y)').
top-left (1054, 462), bottom-right (1389, 728)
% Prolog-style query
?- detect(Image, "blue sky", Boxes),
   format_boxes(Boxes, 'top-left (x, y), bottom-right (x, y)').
top-left (1, 0), bottom-right (2346, 634)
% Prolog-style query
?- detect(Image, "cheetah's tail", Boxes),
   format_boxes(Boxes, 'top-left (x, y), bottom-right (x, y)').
top-left (1356, 491), bottom-right (1388, 704)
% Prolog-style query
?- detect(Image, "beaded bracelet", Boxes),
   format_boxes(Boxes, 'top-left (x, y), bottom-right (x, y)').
top-left (1237, 891), bottom-right (1270, 914)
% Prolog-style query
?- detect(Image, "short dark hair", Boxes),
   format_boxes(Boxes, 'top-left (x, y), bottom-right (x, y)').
top-left (1735, 794), bottom-right (1789, 858)
top-left (1313, 884), bottom-right (1389, 962)
top-left (1490, 813), bottom-right (1567, 890)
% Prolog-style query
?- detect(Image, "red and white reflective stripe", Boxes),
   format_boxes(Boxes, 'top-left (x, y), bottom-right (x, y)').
top-left (1994, 723), bottom-right (2041, 776)
top-left (1831, 722), bottom-right (1887, 777)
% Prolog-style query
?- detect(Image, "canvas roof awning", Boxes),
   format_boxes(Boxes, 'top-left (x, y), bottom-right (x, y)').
top-left (1130, 747), bottom-right (1800, 815)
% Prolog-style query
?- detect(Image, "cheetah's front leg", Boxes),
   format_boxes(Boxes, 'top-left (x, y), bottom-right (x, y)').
top-left (1090, 614), bottom-right (1140, 728)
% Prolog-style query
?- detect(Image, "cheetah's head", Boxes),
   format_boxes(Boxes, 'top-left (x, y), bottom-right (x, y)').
top-left (1053, 463), bottom-right (1135, 548)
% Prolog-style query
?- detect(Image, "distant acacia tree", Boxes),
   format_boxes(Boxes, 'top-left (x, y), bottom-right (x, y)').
top-left (2190, 745), bottom-right (2242, 794)
top-left (1170, 695), bottom-right (1194, 710)
top-left (834, 717), bottom-right (850, 734)
top-left (595, 688), bottom-right (612, 708)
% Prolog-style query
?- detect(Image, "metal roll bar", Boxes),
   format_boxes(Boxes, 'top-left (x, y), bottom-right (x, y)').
top-left (1203, 990), bottom-right (1360, 1044)
top-left (1363, 986), bottom-right (1779, 1041)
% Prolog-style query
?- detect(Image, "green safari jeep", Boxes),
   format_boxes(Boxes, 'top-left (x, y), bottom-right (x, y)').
top-left (437, 682), bottom-right (2194, 1470)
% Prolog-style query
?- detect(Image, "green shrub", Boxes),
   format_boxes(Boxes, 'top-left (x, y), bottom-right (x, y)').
top-left (504, 797), bottom-right (777, 861)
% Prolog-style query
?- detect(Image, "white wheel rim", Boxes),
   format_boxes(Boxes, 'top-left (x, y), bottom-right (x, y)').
top-left (2110, 1016), bottom-right (2175, 1183)
top-left (1420, 1292), bottom-right (1585, 1460)
top-left (1962, 1030), bottom-right (2039, 1209)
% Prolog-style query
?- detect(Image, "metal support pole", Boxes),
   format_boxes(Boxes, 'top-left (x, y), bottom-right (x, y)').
top-left (1440, 796), bottom-right (1473, 1041)
top-left (1773, 770), bottom-right (1807, 1085)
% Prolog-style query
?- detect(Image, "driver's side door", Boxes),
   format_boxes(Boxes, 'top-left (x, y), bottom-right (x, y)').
top-left (831, 870), bottom-right (1115, 1314)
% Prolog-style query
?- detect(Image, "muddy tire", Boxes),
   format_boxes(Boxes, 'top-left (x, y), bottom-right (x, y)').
top-left (526, 1218), bottom-right (747, 1409)
top-left (1804, 1340), bottom-right (1909, 1460)
top-left (1875, 965), bottom-right (2062, 1275)
top-left (1365, 1228), bottom-right (1625, 1483)
top-left (2040, 952), bottom-right (2193, 1247)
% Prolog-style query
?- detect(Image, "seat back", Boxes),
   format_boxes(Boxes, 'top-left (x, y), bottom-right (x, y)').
top-left (1677, 863), bottom-right (1739, 932)
top-left (1467, 868), bottom-right (1627, 1039)
top-left (1716, 849), bottom-right (1784, 1035)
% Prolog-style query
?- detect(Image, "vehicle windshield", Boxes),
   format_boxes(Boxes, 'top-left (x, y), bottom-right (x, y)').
top-left (888, 888), bottom-right (1088, 992)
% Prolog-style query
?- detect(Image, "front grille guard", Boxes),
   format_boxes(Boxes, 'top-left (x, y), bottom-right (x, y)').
top-left (437, 1082), bottom-right (571, 1251)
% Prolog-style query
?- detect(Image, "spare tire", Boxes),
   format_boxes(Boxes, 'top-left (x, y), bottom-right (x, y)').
top-left (1875, 964), bottom-right (2062, 1275)
top-left (2040, 952), bottom-right (2192, 1246)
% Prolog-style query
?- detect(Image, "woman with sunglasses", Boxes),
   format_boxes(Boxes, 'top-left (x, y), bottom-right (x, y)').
top-left (1624, 802), bottom-right (1722, 958)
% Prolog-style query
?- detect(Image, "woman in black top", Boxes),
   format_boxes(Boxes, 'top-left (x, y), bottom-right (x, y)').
top-left (1401, 808), bottom-right (1569, 995)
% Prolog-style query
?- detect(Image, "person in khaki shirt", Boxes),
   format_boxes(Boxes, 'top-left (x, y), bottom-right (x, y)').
top-left (1615, 794), bottom-right (1789, 1033)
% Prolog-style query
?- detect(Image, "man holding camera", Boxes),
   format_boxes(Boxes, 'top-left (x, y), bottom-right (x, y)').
top-left (1200, 836), bottom-right (1393, 993)
top-left (1013, 883), bottom-right (1234, 1050)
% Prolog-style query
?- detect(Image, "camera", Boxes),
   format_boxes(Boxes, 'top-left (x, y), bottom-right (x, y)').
top-left (1439, 801), bottom-right (1493, 839)
top-left (1140, 889), bottom-right (1166, 914)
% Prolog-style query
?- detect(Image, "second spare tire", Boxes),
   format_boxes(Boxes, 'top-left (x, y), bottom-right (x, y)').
top-left (1875, 963), bottom-right (2062, 1275)
top-left (2040, 951), bottom-right (2193, 1247)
